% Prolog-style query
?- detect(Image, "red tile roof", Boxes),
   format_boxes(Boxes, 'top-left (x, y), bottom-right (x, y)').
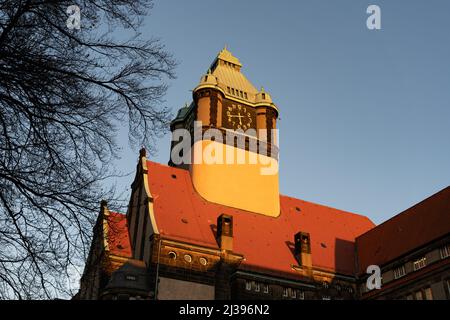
top-left (356, 186), bottom-right (450, 275)
top-left (105, 211), bottom-right (132, 258)
top-left (146, 161), bottom-right (375, 277)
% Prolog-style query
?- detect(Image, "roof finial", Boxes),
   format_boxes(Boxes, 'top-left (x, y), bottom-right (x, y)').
top-left (139, 147), bottom-right (147, 158)
top-left (261, 86), bottom-right (265, 92)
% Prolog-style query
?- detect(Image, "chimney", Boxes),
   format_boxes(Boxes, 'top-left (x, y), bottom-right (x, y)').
top-left (294, 232), bottom-right (312, 269)
top-left (216, 214), bottom-right (233, 251)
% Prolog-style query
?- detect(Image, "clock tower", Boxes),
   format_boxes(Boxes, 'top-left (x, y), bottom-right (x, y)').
top-left (170, 47), bottom-right (280, 217)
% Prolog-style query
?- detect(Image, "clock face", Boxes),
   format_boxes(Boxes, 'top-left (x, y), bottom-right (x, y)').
top-left (222, 103), bottom-right (256, 131)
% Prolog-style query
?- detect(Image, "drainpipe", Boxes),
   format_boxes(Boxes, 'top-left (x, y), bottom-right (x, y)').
top-left (153, 236), bottom-right (162, 300)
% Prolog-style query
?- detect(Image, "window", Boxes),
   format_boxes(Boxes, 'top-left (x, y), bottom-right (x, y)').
top-left (263, 284), bottom-right (269, 294)
top-left (245, 280), bottom-right (252, 291)
top-left (413, 257), bottom-right (427, 271)
top-left (254, 282), bottom-right (260, 292)
top-left (440, 244), bottom-right (450, 259)
top-left (168, 251), bottom-right (177, 260)
top-left (322, 281), bottom-right (329, 289)
top-left (447, 280), bottom-right (450, 296)
top-left (244, 92), bottom-right (248, 99)
top-left (231, 88), bottom-right (235, 95)
top-left (297, 290), bottom-right (305, 300)
top-left (415, 291), bottom-right (423, 300)
top-left (423, 287), bottom-right (433, 300)
top-left (322, 296), bottom-right (331, 300)
top-left (290, 288), bottom-right (296, 298)
top-left (406, 294), bottom-right (413, 300)
top-left (393, 265), bottom-right (406, 279)
top-left (262, 93), bottom-right (266, 99)
top-left (125, 274), bottom-right (137, 281)
top-left (282, 288), bottom-right (288, 297)
top-left (227, 86), bottom-right (231, 94)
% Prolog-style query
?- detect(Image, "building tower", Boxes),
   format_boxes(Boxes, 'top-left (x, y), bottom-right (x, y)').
top-left (170, 47), bottom-right (280, 217)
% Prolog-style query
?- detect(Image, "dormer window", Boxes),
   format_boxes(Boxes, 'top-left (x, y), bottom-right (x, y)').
top-left (262, 93), bottom-right (266, 99)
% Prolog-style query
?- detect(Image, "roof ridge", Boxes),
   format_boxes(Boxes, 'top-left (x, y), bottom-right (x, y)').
top-left (280, 194), bottom-right (373, 221)
top-left (356, 185), bottom-right (450, 240)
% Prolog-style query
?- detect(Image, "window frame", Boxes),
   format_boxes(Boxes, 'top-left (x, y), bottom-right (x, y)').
top-left (393, 265), bottom-right (406, 279)
top-left (440, 244), bottom-right (450, 259)
top-left (413, 257), bottom-right (427, 271)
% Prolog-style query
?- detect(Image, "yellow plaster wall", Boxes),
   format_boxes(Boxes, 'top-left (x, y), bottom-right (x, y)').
top-left (190, 140), bottom-right (280, 217)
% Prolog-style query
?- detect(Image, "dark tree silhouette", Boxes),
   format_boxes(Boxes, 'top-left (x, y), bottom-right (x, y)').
top-left (0, 0), bottom-right (175, 299)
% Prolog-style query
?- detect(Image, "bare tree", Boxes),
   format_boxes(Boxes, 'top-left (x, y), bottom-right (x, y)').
top-left (0, 0), bottom-right (175, 299)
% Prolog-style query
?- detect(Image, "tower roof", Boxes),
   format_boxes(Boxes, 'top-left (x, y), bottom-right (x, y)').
top-left (216, 46), bottom-right (242, 67)
top-left (194, 47), bottom-right (277, 110)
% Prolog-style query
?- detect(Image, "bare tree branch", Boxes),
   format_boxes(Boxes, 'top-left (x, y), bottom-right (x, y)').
top-left (0, 0), bottom-right (176, 299)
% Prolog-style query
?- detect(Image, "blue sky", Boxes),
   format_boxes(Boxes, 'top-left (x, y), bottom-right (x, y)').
top-left (112, 0), bottom-right (450, 224)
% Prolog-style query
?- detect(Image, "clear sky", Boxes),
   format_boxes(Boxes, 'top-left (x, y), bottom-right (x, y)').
top-left (112, 0), bottom-right (450, 225)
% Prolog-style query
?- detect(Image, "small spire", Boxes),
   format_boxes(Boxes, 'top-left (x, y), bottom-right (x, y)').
top-left (139, 147), bottom-right (146, 158)
top-left (260, 86), bottom-right (265, 92)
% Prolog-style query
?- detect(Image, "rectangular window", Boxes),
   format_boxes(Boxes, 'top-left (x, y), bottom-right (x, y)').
top-left (423, 287), bottom-right (433, 300)
top-left (413, 257), bottom-right (427, 271)
top-left (322, 296), bottom-right (331, 300)
top-left (297, 290), bottom-right (305, 300)
top-left (282, 288), bottom-right (288, 297)
top-left (447, 280), bottom-right (450, 296)
top-left (415, 291), bottom-right (423, 300)
top-left (254, 282), bottom-right (260, 292)
top-left (244, 92), bottom-right (248, 99)
top-left (263, 284), bottom-right (269, 294)
top-left (245, 280), bottom-right (251, 291)
top-left (290, 288), bottom-right (296, 298)
top-left (393, 265), bottom-right (406, 279)
top-left (440, 244), bottom-right (450, 259)
top-left (406, 295), bottom-right (413, 300)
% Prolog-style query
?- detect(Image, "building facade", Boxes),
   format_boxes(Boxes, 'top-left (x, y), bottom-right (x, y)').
top-left (75, 49), bottom-right (450, 300)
